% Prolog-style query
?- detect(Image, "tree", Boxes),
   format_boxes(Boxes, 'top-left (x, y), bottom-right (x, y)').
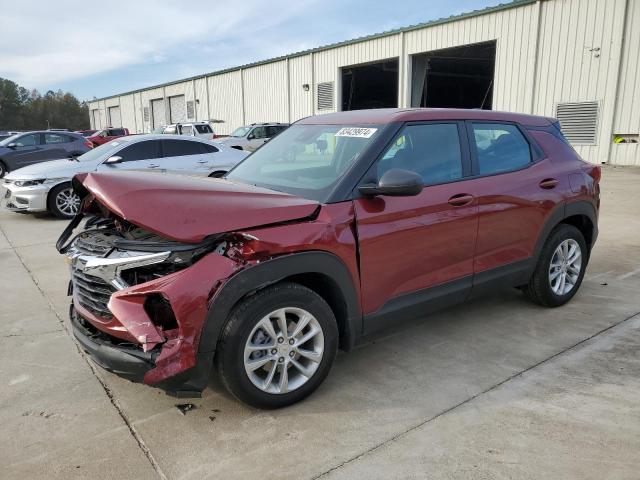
top-left (0, 77), bottom-right (89, 131)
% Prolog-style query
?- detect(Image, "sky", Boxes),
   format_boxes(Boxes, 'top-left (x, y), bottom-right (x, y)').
top-left (0, 0), bottom-right (503, 101)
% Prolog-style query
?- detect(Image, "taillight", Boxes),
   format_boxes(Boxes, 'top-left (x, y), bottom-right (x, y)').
top-left (84, 139), bottom-right (93, 149)
top-left (587, 165), bottom-right (601, 183)
top-left (212, 134), bottom-right (218, 140)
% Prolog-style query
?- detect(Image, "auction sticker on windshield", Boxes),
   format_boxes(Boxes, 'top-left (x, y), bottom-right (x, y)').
top-left (335, 127), bottom-right (377, 138)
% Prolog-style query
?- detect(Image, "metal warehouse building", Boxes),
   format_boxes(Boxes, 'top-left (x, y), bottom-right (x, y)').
top-left (88, 0), bottom-right (640, 166)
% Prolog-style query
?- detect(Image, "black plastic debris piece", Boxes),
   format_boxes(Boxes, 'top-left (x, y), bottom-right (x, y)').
top-left (176, 403), bottom-right (196, 415)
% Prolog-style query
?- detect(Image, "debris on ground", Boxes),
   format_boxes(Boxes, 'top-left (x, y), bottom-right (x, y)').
top-left (176, 403), bottom-right (196, 415)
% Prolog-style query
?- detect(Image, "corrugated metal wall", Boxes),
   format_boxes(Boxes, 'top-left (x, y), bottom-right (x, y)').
top-left (532, 0), bottom-right (628, 164)
top-left (88, 0), bottom-right (639, 165)
top-left (611, 0), bottom-right (640, 165)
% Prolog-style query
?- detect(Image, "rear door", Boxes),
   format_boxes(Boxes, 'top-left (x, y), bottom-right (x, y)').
top-left (43, 132), bottom-right (72, 159)
top-left (160, 139), bottom-right (209, 173)
top-left (462, 121), bottom-right (562, 286)
top-left (354, 122), bottom-right (479, 326)
top-left (96, 140), bottom-right (162, 172)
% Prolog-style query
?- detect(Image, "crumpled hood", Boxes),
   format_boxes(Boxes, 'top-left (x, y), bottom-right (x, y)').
top-left (6, 158), bottom-right (96, 180)
top-left (77, 171), bottom-right (320, 242)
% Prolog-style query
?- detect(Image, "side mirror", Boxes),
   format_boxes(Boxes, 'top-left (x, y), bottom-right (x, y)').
top-left (247, 134), bottom-right (255, 140)
top-left (104, 155), bottom-right (123, 165)
top-left (359, 169), bottom-right (423, 197)
top-left (6, 142), bottom-right (17, 149)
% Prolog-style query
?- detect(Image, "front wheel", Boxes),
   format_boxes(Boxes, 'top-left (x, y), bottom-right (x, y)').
top-left (523, 224), bottom-right (588, 307)
top-left (216, 282), bottom-right (338, 409)
top-left (0, 160), bottom-right (8, 178)
top-left (48, 183), bottom-right (80, 219)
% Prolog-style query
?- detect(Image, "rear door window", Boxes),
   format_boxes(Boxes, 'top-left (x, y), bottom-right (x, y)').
top-left (194, 124), bottom-right (213, 134)
top-left (117, 140), bottom-right (161, 162)
top-left (162, 139), bottom-right (205, 157)
top-left (44, 133), bottom-right (71, 144)
top-left (377, 123), bottom-right (463, 185)
top-left (471, 123), bottom-right (531, 175)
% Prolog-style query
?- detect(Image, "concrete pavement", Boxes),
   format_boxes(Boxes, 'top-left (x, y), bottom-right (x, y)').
top-left (1, 166), bottom-right (639, 479)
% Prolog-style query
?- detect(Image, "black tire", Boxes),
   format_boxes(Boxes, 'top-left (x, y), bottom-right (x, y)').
top-left (523, 224), bottom-right (588, 307)
top-left (0, 160), bottom-right (8, 178)
top-left (216, 282), bottom-right (338, 409)
top-left (47, 183), bottom-right (79, 219)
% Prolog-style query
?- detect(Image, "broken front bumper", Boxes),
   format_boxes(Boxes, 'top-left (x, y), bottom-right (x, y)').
top-left (68, 246), bottom-right (240, 397)
top-left (71, 306), bottom-right (155, 382)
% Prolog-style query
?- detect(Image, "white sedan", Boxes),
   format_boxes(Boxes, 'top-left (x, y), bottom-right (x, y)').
top-left (1, 134), bottom-right (248, 218)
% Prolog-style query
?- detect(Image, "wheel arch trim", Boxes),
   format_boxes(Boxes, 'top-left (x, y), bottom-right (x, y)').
top-left (197, 251), bottom-right (361, 356)
top-left (534, 200), bottom-right (598, 262)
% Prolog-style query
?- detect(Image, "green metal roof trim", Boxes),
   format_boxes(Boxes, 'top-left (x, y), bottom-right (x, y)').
top-left (90, 0), bottom-right (537, 103)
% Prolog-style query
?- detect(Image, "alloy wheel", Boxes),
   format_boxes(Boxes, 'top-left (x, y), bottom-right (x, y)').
top-left (55, 187), bottom-right (80, 217)
top-left (244, 307), bottom-right (324, 394)
top-left (548, 238), bottom-right (582, 295)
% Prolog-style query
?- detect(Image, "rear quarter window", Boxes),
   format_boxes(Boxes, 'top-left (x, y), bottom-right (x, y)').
top-left (471, 123), bottom-right (532, 175)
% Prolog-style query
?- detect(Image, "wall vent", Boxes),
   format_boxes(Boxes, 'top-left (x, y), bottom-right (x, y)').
top-left (317, 82), bottom-right (334, 110)
top-left (555, 101), bottom-right (599, 145)
top-left (143, 106), bottom-right (150, 122)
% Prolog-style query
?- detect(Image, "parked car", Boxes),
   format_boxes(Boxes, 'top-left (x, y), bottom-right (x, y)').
top-left (0, 131), bottom-right (22, 141)
top-left (0, 131), bottom-right (92, 178)
top-left (153, 122), bottom-right (216, 139)
top-left (57, 108), bottom-right (600, 409)
top-left (216, 123), bottom-right (289, 151)
top-left (87, 127), bottom-right (130, 146)
top-left (76, 129), bottom-right (98, 137)
top-left (3, 135), bottom-right (247, 218)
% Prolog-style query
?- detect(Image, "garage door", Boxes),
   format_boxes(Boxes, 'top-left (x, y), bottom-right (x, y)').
top-left (92, 109), bottom-right (101, 129)
top-left (151, 98), bottom-right (166, 129)
top-left (169, 95), bottom-right (186, 123)
top-left (108, 106), bottom-right (121, 127)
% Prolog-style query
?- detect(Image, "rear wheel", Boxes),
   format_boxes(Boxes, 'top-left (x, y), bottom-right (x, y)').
top-left (216, 282), bottom-right (338, 409)
top-left (523, 224), bottom-right (588, 307)
top-left (48, 183), bottom-right (80, 219)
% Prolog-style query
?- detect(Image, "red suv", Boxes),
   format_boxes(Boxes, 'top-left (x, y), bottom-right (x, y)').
top-left (58, 109), bottom-right (600, 408)
top-left (87, 127), bottom-right (130, 146)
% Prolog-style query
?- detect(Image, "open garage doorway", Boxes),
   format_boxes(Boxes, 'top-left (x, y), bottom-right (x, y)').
top-left (341, 59), bottom-right (399, 111)
top-left (411, 41), bottom-right (496, 110)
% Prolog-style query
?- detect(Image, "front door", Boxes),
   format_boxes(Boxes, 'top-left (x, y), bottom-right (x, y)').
top-left (96, 139), bottom-right (163, 173)
top-left (354, 122), bottom-right (479, 328)
top-left (8, 133), bottom-right (48, 168)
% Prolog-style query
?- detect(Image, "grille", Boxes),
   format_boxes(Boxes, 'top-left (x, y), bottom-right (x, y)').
top-left (73, 232), bottom-right (116, 257)
top-left (72, 269), bottom-right (115, 318)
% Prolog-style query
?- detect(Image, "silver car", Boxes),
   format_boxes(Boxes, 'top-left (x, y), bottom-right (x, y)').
top-left (2, 134), bottom-right (247, 219)
top-left (216, 123), bottom-right (289, 152)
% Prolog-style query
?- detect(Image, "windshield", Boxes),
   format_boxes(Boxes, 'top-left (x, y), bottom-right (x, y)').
top-left (230, 126), bottom-right (252, 137)
top-left (75, 140), bottom-right (126, 162)
top-left (0, 133), bottom-right (22, 146)
top-left (226, 124), bottom-right (381, 202)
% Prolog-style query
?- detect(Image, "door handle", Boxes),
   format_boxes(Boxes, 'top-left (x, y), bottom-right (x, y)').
top-left (196, 160), bottom-right (207, 164)
top-left (539, 178), bottom-right (559, 189)
top-left (448, 194), bottom-right (474, 207)
top-left (148, 163), bottom-right (160, 168)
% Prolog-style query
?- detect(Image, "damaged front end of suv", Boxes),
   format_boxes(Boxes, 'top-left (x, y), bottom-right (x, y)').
top-left (57, 170), bottom-right (329, 398)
